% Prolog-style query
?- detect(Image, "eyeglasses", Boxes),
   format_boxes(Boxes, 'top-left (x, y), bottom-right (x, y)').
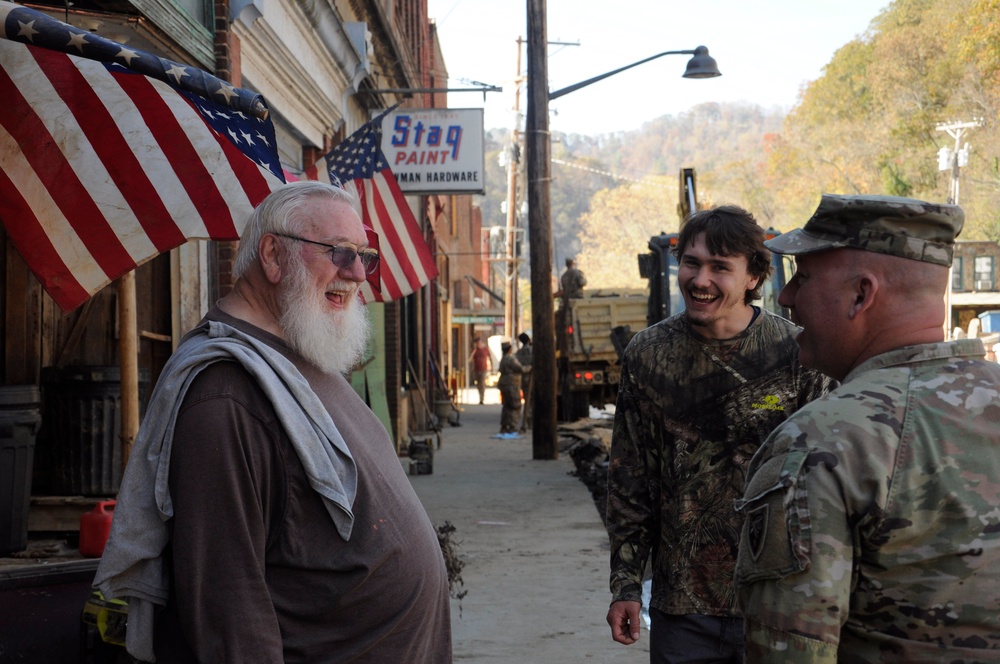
top-left (274, 233), bottom-right (380, 276)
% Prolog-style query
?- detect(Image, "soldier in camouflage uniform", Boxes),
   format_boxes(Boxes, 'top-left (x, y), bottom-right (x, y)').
top-left (515, 332), bottom-right (534, 432)
top-left (496, 340), bottom-right (527, 434)
top-left (606, 206), bottom-right (834, 663)
top-left (735, 194), bottom-right (1000, 662)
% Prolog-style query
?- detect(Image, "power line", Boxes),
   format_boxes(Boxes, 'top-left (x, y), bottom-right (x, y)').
top-left (550, 158), bottom-right (671, 189)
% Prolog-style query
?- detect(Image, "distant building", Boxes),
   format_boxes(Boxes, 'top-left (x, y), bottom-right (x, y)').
top-left (950, 240), bottom-right (1000, 332)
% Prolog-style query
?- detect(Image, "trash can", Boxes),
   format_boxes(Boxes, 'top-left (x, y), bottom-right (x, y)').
top-left (0, 385), bottom-right (42, 555)
top-left (37, 366), bottom-right (149, 497)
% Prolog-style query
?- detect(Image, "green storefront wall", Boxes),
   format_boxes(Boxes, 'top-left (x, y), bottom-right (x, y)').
top-left (349, 303), bottom-right (394, 444)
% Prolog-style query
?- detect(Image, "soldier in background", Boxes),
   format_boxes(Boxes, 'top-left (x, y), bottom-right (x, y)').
top-left (736, 194), bottom-right (1000, 661)
top-left (605, 205), bottom-right (834, 663)
top-left (559, 257), bottom-right (587, 300)
top-left (515, 332), bottom-right (533, 432)
top-left (496, 340), bottom-right (527, 436)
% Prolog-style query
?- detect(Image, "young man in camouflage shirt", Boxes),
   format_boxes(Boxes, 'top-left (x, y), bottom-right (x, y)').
top-left (736, 194), bottom-right (1000, 662)
top-left (605, 206), bottom-right (834, 663)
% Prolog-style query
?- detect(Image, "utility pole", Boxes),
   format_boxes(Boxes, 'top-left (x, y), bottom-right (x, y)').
top-left (526, 0), bottom-right (557, 460)
top-left (936, 119), bottom-right (982, 205)
top-left (523, 3), bottom-right (717, 461)
top-left (503, 37), bottom-right (525, 341)
top-left (935, 118), bottom-right (980, 339)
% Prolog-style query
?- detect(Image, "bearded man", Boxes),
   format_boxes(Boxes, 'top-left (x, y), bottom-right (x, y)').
top-left (94, 181), bottom-right (453, 663)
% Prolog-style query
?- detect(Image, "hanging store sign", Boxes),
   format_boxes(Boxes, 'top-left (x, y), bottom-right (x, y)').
top-left (381, 108), bottom-right (485, 195)
top-left (453, 315), bottom-right (502, 324)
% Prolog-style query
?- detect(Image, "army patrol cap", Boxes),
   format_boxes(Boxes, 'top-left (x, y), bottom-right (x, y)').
top-left (765, 194), bottom-right (964, 267)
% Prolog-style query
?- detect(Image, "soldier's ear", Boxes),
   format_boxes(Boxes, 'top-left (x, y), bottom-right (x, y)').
top-left (848, 272), bottom-right (878, 319)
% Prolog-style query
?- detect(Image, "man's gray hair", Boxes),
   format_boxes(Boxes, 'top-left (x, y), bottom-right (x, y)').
top-left (233, 181), bottom-right (362, 279)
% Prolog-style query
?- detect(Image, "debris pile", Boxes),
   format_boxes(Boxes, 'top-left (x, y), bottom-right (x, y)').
top-left (436, 521), bottom-right (467, 606)
top-left (559, 415), bottom-right (614, 526)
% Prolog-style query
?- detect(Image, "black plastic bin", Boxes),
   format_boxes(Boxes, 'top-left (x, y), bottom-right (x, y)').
top-left (37, 366), bottom-right (149, 497)
top-left (0, 385), bottom-right (42, 555)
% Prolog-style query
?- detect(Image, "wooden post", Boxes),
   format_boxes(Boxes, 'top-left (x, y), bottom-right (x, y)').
top-left (118, 272), bottom-right (140, 472)
top-left (504, 38), bottom-right (524, 341)
top-left (526, 0), bottom-right (557, 460)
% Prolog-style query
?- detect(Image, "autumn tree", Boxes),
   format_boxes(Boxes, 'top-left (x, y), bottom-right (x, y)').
top-left (767, 0), bottom-right (1000, 238)
top-left (575, 176), bottom-right (675, 289)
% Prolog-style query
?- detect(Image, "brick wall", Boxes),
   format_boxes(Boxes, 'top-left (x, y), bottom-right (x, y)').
top-left (213, 0), bottom-right (239, 297)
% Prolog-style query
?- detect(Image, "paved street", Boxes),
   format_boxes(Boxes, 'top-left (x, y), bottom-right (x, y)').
top-left (408, 391), bottom-right (650, 663)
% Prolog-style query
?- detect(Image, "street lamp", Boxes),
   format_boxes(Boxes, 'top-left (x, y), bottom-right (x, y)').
top-left (526, 0), bottom-right (720, 460)
top-left (549, 46), bottom-right (720, 100)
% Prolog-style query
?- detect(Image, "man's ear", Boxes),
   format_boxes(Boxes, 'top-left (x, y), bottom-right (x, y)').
top-left (848, 272), bottom-right (879, 320)
top-left (259, 234), bottom-right (284, 285)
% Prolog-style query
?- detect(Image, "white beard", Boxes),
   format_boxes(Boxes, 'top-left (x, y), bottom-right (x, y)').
top-left (278, 256), bottom-right (372, 375)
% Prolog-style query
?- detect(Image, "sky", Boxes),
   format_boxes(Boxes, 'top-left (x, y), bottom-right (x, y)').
top-left (426, 0), bottom-right (891, 135)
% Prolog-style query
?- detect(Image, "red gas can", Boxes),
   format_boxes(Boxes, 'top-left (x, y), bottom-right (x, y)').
top-left (79, 500), bottom-right (116, 558)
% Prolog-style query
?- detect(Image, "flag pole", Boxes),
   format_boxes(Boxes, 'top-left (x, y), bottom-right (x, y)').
top-left (118, 273), bottom-right (140, 472)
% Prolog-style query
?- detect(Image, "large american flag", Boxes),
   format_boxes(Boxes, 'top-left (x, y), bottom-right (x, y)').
top-left (304, 111), bottom-right (438, 303)
top-left (0, 1), bottom-right (283, 312)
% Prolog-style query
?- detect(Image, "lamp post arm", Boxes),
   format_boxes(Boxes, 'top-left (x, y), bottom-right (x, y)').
top-left (548, 49), bottom-right (696, 100)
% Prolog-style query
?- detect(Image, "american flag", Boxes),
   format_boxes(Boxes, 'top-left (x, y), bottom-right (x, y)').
top-left (303, 111), bottom-right (438, 303)
top-left (0, 1), bottom-right (284, 312)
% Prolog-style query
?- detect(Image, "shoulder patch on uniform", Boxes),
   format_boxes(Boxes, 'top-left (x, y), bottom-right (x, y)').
top-left (747, 503), bottom-right (769, 561)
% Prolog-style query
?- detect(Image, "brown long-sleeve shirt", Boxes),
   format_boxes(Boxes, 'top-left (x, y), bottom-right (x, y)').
top-left (153, 309), bottom-right (451, 663)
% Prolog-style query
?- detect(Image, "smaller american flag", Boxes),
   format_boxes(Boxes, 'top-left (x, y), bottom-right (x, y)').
top-left (0, 1), bottom-right (284, 312)
top-left (304, 112), bottom-right (438, 303)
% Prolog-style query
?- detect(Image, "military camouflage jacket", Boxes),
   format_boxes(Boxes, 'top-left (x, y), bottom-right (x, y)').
top-left (736, 339), bottom-right (1000, 663)
top-left (497, 354), bottom-right (525, 388)
top-left (606, 309), bottom-right (833, 617)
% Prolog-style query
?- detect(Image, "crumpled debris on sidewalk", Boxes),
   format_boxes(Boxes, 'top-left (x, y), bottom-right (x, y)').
top-left (491, 432), bottom-right (522, 439)
top-left (436, 521), bottom-right (467, 611)
top-left (560, 416), bottom-right (615, 526)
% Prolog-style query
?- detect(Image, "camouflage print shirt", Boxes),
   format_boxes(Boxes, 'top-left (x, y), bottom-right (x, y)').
top-left (497, 354), bottom-right (525, 388)
top-left (606, 309), bottom-right (834, 616)
top-left (735, 339), bottom-right (1000, 663)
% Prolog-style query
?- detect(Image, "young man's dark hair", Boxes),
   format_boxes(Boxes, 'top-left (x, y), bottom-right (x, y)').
top-left (673, 205), bottom-right (774, 304)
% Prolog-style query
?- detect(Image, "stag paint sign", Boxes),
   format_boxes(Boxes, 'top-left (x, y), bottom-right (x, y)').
top-left (381, 108), bottom-right (485, 194)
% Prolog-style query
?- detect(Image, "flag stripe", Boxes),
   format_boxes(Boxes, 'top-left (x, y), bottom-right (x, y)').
top-left (0, 120), bottom-right (110, 295)
top-left (0, 161), bottom-right (93, 306)
top-left (354, 181), bottom-right (399, 301)
top-left (32, 46), bottom-right (187, 251)
top-left (115, 72), bottom-right (241, 239)
top-left (373, 173), bottom-right (435, 285)
top-left (0, 47), bottom-right (138, 279)
top-left (383, 174), bottom-right (438, 278)
top-left (363, 179), bottom-right (411, 300)
top-left (12, 47), bottom-right (164, 266)
top-left (121, 74), bottom-right (254, 238)
top-left (80, 68), bottom-right (214, 241)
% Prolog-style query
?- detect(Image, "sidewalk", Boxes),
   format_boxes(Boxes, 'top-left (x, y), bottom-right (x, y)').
top-left (407, 389), bottom-right (650, 663)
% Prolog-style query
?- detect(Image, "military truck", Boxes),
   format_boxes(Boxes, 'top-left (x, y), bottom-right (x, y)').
top-left (555, 290), bottom-right (648, 420)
